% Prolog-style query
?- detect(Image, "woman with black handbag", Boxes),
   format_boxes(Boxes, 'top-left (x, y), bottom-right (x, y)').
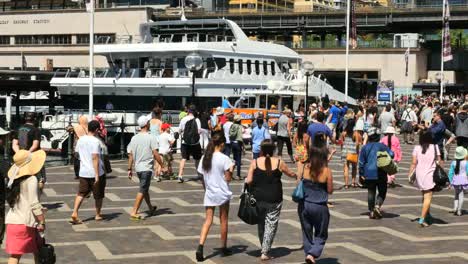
top-left (5, 150), bottom-right (47, 264)
top-left (245, 140), bottom-right (296, 261)
top-left (408, 130), bottom-right (442, 227)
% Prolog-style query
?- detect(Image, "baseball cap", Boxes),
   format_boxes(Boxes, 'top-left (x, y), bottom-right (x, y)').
top-left (161, 123), bottom-right (171, 130)
top-left (137, 115), bottom-right (151, 128)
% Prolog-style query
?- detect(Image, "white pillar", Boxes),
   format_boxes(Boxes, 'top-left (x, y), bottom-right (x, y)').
top-left (88, 0), bottom-right (95, 118)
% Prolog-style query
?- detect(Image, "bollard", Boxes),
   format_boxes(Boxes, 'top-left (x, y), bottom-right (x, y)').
top-left (120, 116), bottom-right (125, 160)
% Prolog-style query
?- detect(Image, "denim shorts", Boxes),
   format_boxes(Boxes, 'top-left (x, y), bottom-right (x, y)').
top-left (137, 171), bottom-right (152, 193)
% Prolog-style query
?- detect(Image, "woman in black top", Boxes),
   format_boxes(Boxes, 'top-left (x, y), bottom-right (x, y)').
top-left (246, 139), bottom-right (297, 261)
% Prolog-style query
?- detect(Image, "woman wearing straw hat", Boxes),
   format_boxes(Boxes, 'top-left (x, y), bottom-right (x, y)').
top-left (5, 149), bottom-right (46, 264)
top-left (380, 126), bottom-right (402, 188)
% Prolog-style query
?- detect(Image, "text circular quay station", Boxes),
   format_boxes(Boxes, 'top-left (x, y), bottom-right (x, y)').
top-left (1, 0), bottom-right (468, 263)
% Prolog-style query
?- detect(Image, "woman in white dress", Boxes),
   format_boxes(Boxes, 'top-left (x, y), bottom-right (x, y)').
top-left (196, 132), bottom-right (235, 261)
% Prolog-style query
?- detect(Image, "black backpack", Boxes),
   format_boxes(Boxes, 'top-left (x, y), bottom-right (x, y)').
top-left (18, 126), bottom-right (33, 150)
top-left (183, 119), bottom-right (200, 145)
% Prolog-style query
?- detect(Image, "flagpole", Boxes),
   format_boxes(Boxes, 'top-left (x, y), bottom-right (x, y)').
top-left (440, 0), bottom-right (445, 101)
top-left (89, 0), bottom-right (95, 118)
top-left (406, 48), bottom-right (409, 104)
top-left (345, 0), bottom-right (351, 102)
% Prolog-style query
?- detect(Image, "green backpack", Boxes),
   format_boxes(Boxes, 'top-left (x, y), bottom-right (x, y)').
top-left (377, 151), bottom-right (398, 175)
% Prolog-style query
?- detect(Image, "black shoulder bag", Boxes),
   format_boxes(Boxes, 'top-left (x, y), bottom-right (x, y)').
top-left (238, 183), bottom-right (258, 225)
top-left (432, 144), bottom-right (448, 191)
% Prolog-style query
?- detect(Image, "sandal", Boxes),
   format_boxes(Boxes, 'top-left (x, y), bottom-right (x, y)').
top-left (130, 215), bottom-right (145, 221)
top-left (68, 216), bottom-right (83, 225)
top-left (149, 206), bottom-right (158, 216)
top-left (95, 215), bottom-right (104, 221)
top-left (418, 217), bottom-right (430, 227)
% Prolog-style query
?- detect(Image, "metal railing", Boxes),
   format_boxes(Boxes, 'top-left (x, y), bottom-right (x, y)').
top-left (1, 109), bottom-right (183, 166)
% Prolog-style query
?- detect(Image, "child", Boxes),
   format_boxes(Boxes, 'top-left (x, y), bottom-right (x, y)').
top-left (380, 126), bottom-right (402, 188)
top-left (448, 146), bottom-right (468, 216)
top-left (341, 118), bottom-right (360, 188)
top-left (158, 123), bottom-right (175, 181)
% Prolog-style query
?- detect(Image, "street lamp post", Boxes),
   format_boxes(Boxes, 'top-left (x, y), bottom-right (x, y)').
top-left (184, 52), bottom-right (203, 106)
top-left (301, 61), bottom-right (315, 122)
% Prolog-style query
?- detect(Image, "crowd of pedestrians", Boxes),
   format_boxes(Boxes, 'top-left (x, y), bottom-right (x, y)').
top-left (3, 92), bottom-right (468, 263)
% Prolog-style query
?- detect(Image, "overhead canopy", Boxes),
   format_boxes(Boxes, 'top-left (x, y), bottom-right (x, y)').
top-left (242, 75), bottom-right (357, 105)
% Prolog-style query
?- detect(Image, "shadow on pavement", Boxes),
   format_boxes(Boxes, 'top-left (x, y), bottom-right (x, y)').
top-left (83, 212), bottom-right (122, 222)
top-left (204, 245), bottom-right (248, 260)
top-left (247, 246), bottom-right (303, 259)
top-left (153, 207), bottom-right (175, 216)
top-left (43, 202), bottom-right (65, 211)
top-left (317, 257), bottom-right (341, 264)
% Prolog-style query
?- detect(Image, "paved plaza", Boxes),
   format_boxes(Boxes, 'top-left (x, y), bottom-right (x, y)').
top-left (2, 140), bottom-right (468, 263)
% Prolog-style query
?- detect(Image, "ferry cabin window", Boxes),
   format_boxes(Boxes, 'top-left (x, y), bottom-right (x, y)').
top-left (0, 36), bottom-right (10, 45)
top-left (206, 58), bottom-right (216, 74)
top-left (213, 58), bottom-right (226, 70)
top-left (238, 59), bottom-right (244, 74)
top-left (246, 60), bottom-right (252, 75)
top-left (255, 61), bottom-right (260, 75)
top-left (229, 59), bottom-right (235, 74)
top-left (271, 62), bottom-right (276, 75)
top-left (263, 61), bottom-right (268, 75)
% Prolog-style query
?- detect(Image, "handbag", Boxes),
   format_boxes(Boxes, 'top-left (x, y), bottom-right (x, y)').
top-left (38, 236), bottom-right (56, 264)
top-left (346, 153), bottom-right (358, 164)
top-left (432, 145), bottom-right (448, 190)
top-left (103, 155), bottom-right (112, 174)
top-left (238, 183), bottom-right (258, 225)
top-left (292, 164), bottom-right (306, 203)
top-left (409, 170), bottom-right (416, 184)
top-left (292, 180), bottom-right (305, 203)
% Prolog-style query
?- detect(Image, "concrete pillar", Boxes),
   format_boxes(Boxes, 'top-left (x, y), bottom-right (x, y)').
top-left (320, 33), bottom-right (326, 48)
top-left (302, 30), bottom-right (307, 48)
top-left (336, 33), bottom-right (342, 48)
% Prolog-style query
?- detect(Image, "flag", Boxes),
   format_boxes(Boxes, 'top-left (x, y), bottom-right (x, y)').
top-left (404, 47), bottom-right (409, 77)
top-left (350, 0), bottom-right (357, 49)
top-left (442, 0), bottom-right (453, 62)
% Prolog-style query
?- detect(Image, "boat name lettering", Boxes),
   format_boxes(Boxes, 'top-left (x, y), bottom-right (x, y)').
top-left (0, 20), bottom-right (8, 25)
top-left (232, 87), bottom-right (266, 95)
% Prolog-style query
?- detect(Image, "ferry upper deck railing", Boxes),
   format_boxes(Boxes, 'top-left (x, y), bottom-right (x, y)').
top-left (95, 33), bottom-right (237, 45)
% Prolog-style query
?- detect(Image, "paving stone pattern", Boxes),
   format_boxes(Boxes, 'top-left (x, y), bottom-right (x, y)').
top-left (2, 139), bottom-right (468, 263)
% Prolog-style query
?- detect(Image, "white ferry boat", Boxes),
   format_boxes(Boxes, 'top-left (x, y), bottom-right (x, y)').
top-left (50, 18), bottom-right (355, 109)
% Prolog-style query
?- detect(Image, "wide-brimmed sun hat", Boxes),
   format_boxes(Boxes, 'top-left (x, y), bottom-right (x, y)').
top-left (8, 150), bottom-right (46, 187)
top-left (234, 115), bottom-right (242, 122)
top-left (455, 146), bottom-right (468, 160)
top-left (215, 107), bottom-right (225, 116)
top-left (384, 126), bottom-right (396, 134)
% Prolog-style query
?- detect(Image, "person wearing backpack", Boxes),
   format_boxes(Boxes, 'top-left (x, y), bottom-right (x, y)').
top-left (12, 112), bottom-right (46, 191)
top-left (455, 104), bottom-right (468, 149)
top-left (358, 127), bottom-right (394, 220)
top-left (229, 115), bottom-right (244, 180)
top-left (177, 105), bottom-right (202, 183)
